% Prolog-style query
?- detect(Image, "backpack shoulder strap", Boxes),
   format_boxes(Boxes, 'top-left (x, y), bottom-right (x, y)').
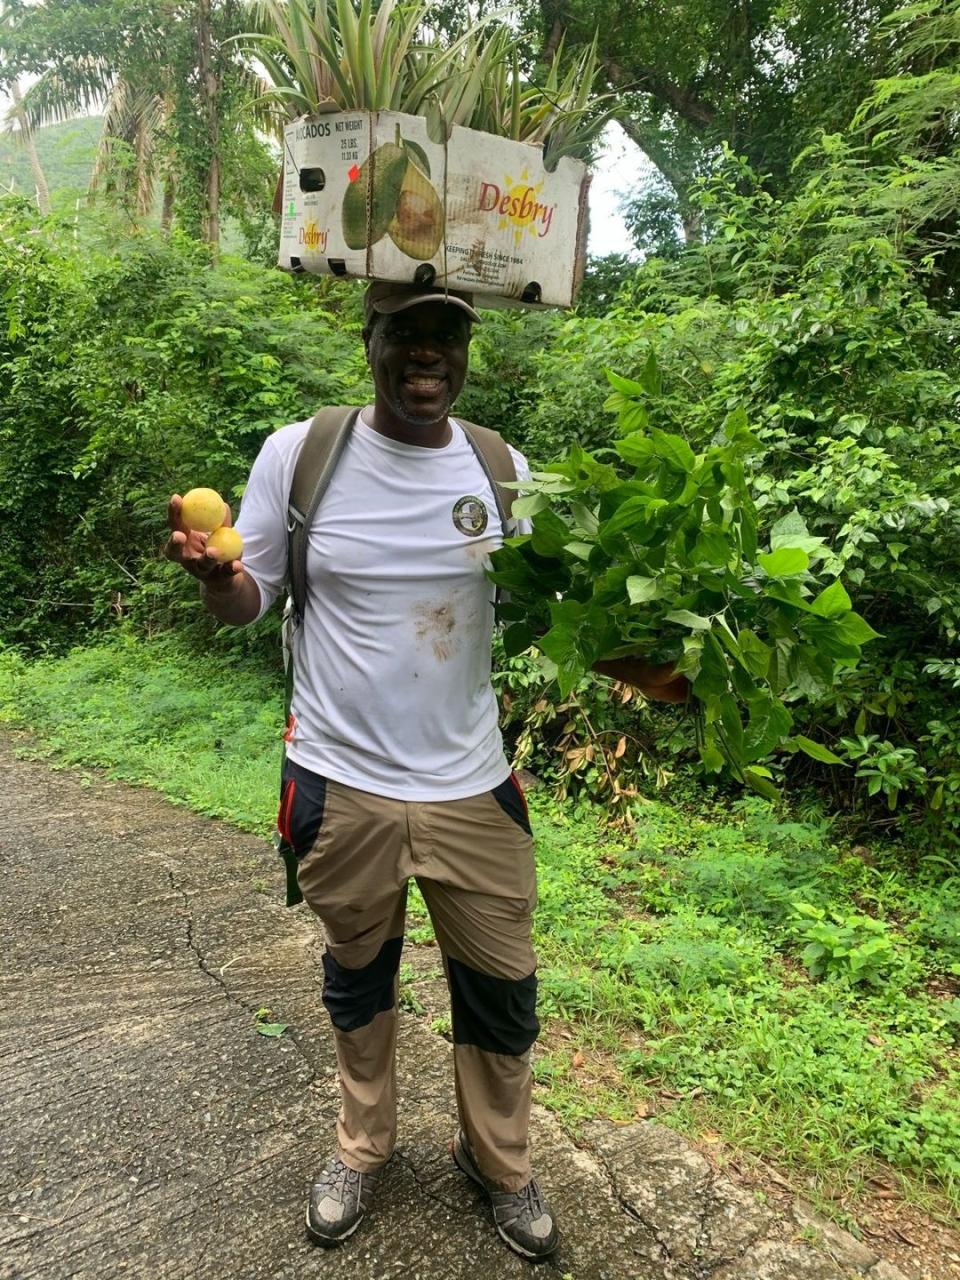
top-left (287, 406), bottom-right (361, 621)
top-left (456, 419), bottom-right (518, 532)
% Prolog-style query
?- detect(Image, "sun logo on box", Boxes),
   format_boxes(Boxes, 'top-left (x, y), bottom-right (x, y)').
top-left (478, 166), bottom-right (556, 242)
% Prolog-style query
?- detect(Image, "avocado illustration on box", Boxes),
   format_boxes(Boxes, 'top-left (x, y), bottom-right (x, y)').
top-left (341, 125), bottom-right (444, 260)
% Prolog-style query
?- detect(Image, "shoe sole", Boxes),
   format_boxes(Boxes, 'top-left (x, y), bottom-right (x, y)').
top-left (304, 1201), bottom-right (364, 1248)
top-left (450, 1135), bottom-right (558, 1262)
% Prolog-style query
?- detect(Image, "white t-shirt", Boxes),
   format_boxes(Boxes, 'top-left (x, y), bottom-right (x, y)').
top-left (236, 412), bottom-right (531, 801)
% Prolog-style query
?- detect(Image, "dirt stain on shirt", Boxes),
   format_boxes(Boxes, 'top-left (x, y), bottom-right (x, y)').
top-left (464, 537), bottom-right (497, 568)
top-left (413, 599), bottom-right (458, 662)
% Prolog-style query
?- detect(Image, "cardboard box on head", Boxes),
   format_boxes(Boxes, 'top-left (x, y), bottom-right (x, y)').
top-left (278, 109), bottom-right (591, 310)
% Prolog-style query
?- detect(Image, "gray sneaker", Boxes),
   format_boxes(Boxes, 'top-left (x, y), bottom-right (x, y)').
top-left (452, 1131), bottom-right (559, 1260)
top-left (305, 1155), bottom-right (383, 1246)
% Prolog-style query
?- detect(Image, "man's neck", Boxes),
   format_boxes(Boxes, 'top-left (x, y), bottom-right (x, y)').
top-left (366, 399), bottom-right (452, 449)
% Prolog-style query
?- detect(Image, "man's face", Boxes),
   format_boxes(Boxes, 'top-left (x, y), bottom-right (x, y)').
top-left (364, 302), bottom-right (472, 428)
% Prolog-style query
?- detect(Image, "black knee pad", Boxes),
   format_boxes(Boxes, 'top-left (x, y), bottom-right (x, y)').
top-left (448, 957), bottom-right (539, 1056)
top-left (322, 936), bottom-right (403, 1033)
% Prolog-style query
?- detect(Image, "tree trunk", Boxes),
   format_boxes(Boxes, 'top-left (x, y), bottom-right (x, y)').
top-left (681, 207), bottom-right (702, 245)
top-left (160, 174), bottom-right (176, 233)
top-left (197, 0), bottom-right (220, 255)
top-left (9, 80), bottom-right (51, 216)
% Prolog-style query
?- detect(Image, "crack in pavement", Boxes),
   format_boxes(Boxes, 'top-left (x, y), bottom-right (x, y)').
top-left (578, 1136), bottom-right (674, 1269)
top-left (392, 1148), bottom-right (463, 1213)
top-left (691, 1179), bottom-right (772, 1279)
top-left (167, 867), bottom-right (318, 1087)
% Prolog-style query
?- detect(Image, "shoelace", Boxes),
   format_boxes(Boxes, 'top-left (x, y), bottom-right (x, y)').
top-left (322, 1161), bottom-right (361, 1203)
top-left (498, 1178), bottom-right (548, 1227)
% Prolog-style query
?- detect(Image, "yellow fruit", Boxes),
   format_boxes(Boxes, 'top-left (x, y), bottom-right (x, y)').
top-left (181, 487), bottom-right (225, 534)
top-left (206, 526), bottom-right (244, 561)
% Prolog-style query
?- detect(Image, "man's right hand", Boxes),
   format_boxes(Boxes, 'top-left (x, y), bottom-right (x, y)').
top-left (164, 494), bottom-right (262, 626)
top-left (164, 494), bottom-right (241, 587)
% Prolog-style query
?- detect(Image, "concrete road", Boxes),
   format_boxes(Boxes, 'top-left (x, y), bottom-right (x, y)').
top-left (0, 736), bottom-right (908, 1280)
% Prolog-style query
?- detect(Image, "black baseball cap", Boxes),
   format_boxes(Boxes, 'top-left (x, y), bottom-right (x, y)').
top-left (364, 280), bottom-right (481, 324)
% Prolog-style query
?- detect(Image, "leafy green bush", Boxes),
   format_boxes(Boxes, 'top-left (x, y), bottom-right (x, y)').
top-left (491, 144), bottom-right (960, 847)
top-left (792, 903), bottom-right (900, 986)
top-left (0, 199), bottom-right (370, 653)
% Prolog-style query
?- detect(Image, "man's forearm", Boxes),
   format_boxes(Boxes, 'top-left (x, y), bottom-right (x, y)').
top-left (200, 569), bottom-right (263, 626)
top-left (592, 656), bottom-right (690, 703)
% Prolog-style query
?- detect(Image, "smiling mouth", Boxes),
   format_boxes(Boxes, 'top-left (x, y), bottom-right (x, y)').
top-left (404, 374), bottom-right (446, 393)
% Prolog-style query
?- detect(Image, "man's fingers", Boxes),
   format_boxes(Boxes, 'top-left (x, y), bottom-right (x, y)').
top-left (167, 494), bottom-right (185, 532)
top-left (165, 494), bottom-right (237, 579)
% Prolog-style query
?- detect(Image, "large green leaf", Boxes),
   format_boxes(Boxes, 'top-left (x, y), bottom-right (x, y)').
top-left (812, 578), bottom-right (853, 617)
top-left (665, 609), bottom-right (712, 630)
top-left (604, 367), bottom-right (647, 397)
top-left (744, 694), bottom-right (793, 761)
top-left (834, 611), bottom-right (882, 645)
top-left (792, 735), bottom-right (846, 765)
top-left (759, 546), bottom-right (810, 577)
top-left (626, 575), bottom-right (661, 603)
top-left (650, 428), bottom-right (696, 474)
top-left (770, 509), bottom-right (825, 555)
top-left (738, 629), bottom-right (772, 679)
top-left (503, 622), bottom-right (534, 657)
top-left (615, 433), bottom-right (656, 466)
top-left (512, 493), bottom-right (549, 519)
top-left (531, 508), bottom-right (571, 558)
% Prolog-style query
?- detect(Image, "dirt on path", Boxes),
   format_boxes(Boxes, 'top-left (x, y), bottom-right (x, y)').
top-left (0, 733), bottom-right (934, 1280)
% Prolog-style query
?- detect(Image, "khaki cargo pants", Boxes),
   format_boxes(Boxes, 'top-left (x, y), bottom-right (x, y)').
top-left (278, 758), bottom-right (539, 1193)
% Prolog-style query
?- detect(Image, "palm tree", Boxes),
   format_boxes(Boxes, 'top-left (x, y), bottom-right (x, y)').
top-left (2, 0), bottom-right (226, 244)
top-left (6, 2), bottom-right (171, 225)
top-left (0, 2), bottom-right (51, 213)
top-left (6, 77), bottom-right (52, 214)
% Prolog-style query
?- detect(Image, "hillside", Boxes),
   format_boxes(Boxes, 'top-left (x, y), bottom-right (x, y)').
top-left (0, 115), bottom-right (101, 206)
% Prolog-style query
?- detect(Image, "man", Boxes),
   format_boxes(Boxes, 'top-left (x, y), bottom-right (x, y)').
top-left (165, 281), bottom-right (685, 1261)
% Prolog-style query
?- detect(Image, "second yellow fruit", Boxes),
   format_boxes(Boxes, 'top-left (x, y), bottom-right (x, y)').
top-left (181, 487), bottom-right (225, 534)
top-left (206, 526), bottom-right (244, 561)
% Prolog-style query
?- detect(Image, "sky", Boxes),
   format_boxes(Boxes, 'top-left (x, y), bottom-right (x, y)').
top-left (588, 123), bottom-right (650, 259)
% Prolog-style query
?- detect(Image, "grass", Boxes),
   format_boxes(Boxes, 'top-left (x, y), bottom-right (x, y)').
top-left (1, 632), bottom-right (958, 1226)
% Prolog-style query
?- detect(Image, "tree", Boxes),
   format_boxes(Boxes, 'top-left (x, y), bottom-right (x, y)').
top-left (0, 4), bottom-right (50, 213)
top-left (854, 0), bottom-right (960, 305)
top-left (5, 78), bottom-right (51, 214)
top-left (522, 1), bottom-right (904, 249)
top-left (2, 0), bottom-right (270, 247)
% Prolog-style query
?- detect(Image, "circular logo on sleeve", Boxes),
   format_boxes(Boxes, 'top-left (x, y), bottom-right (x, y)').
top-left (452, 495), bottom-right (489, 537)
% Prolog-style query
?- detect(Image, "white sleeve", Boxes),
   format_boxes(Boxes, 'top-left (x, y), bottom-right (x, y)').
top-left (234, 433), bottom-right (295, 622)
top-left (507, 445), bottom-right (534, 536)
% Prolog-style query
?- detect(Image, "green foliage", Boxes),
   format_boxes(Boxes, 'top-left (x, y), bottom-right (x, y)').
top-left (493, 629), bottom-right (688, 815)
top-left (4, 0), bottom-right (279, 241)
top-left (522, 0), bottom-right (904, 249)
top-left (490, 369), bottom-right (877, 793)
top-left (0, 635), bottom-right (284, 829)
top-left (483, 140), bottom-right (960, 845)
top-left (854, 0), bottom-right (960, 305)
top-left (0, 200), bottom-right (369, 652)
top-left (573, 253), bottom-right (640, 317)
top-left (792, 902), bottom-right (900, 985)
